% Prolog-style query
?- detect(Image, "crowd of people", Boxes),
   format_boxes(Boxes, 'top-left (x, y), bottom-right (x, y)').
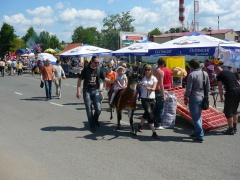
top-left (0, 57), bottom-right (37, 76)
top-left (1, 55), bottom-right (239, 142)
top-left (75, 56), bottom-right (240, 142)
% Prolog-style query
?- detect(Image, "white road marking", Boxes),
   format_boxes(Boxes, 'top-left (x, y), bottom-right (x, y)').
top-left (49, 102), bottom-right (63, 107)
top-left (22, 77), bottom-right (39, 81)
top-left (15, 92), bottom-right (23, 95)
top-left (65, 84), bottom-right (69, 86)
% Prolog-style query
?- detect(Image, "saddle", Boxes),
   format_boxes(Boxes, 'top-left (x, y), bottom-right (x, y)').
top-left (111, 89), bottom-right (123, 107)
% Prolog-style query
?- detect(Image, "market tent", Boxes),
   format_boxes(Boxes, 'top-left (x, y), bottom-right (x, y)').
top-left (149, 32), bottom-right (237, 56)
top-left (44, 48), bottom-right (57, 54)
top-left (15, 49), bottom-right (26, 54)
top-left (56, 43), bottom-right (83, 56)
top-left (20, 53), bottom-right (35, 58)
top-left (60, 44), bottom-right (112, 57)
top-left (54, 48), bottom-right (60, 53)
top-left (215, 43), bottom-right (240, 68)
top-left (7, 53), bottom-right (17, 60)
top-left (111, 40), bottom-right (164, 56)
top-left (37, 53), bottom-right (57, 65)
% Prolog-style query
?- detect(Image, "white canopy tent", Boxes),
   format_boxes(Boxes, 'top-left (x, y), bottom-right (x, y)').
top-left (111, 40), bottom-right (164, 56)
top-left (148, 32), bottom-right (239, 57)
top-left (60, 44), bottom-right (112, 57)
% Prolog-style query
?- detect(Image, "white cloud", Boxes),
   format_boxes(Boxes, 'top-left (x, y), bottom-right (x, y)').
top-left (200, 0), bottom-right (228, 15)
top-left (26, 6), bottom-right (54, 17)
top-left (55, 2), bottom-right (64, 10)
top-left (130, 7), bottom-right (159, 26)
top-left (58, 8), bottom-right (78, 21)
top-left (58, 8), bottom-right (106, 21)
top-left (152, 0), bottom-right (169, 4)
top-left (3, 14), bottom-right (31, 25)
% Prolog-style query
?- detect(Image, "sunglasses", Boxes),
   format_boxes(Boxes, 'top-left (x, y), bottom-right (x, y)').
top-left (93, 61), bottom-right (99, 64)
top-left (145, 69), bottom-right (151, 71)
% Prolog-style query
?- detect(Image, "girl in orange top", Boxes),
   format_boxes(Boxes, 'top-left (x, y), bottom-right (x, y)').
top-left (105, 64), bottom-right (116, 91)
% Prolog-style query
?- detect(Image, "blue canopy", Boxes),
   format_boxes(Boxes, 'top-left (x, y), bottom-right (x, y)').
top-left (111, 41), bottom-right (165, 56)
top-left (149, 34), bottom-right (237, 56)
top-left (15, 49), bottom-right (26, 54)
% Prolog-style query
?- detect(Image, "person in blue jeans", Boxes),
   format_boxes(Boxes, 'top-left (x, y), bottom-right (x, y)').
top-left (40, 59), bottom-right (55, 101)
top-left (184, 59), bottom-right (210, 143)
top-left (76, 56), bottom-right (114, 132)
top-left (153, 58), bottom-right (166, 129)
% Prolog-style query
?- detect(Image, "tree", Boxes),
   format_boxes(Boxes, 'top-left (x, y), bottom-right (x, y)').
top-left (201, 27), bottom-right (209, 31)
top-left (38, 31), bottom-right (51, 51)
top-left (164, 27), bottom-right (189, 34)
top-left (0, 23), bottom-right (16, 57)
top-left (101, 11), bottom-right (135, 50)
top-left (21, 27), bottom-right (38, 48)
top-left (148, 28), bottom-right (162, 37)
top-left (9, 37), bottom-right (25, 53)
top-left (72, 26), bottom-right (102, 46)
top-left (49, 35), bottom-right (61, 49)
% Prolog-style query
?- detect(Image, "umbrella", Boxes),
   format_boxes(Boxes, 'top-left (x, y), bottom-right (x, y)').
top-left (44, 48), bottom-right (57, 54)
top-left (149, 32), bottom-right (238, 56)
top-left (54, 48), bottom-right (60, 53)
top-left (111, 40), bottom-right (164, 56)
top-left (20, 53), bottom-right (35, 58)
top-left (60, 44), bottom-right (112, 57)
top-left (15, 49), bottom-right (26, 54)
top-left (37, 53), bottom-right (57, 65)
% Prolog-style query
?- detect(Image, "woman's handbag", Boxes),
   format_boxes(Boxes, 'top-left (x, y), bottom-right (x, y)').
top-left (40, 80), bottom-right (44, 88)
top-left (202, 71), bottom-right (209, 110)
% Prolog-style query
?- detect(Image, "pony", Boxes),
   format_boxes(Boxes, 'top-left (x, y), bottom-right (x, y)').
top-left (108, 71), bottom-right (141, 135)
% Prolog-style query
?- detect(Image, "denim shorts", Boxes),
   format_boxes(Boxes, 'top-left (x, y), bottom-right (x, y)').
top-left (141, 98), bottom-right (155, 124)
top-left (224, 90), bottom-right (240, 118)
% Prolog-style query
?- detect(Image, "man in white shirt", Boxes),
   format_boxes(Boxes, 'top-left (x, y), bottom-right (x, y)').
top-left (53, 60), bottom-right (66, 99)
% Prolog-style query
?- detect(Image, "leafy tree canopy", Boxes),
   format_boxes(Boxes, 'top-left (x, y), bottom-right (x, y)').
top-left (148, 28), bottom-right (162, 37)
top-left (0, 22), bottom-right (16, 57)
top-left (101, 11), bottom-right (135, 50)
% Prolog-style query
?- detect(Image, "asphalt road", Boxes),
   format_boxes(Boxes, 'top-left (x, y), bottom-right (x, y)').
top-left (0, 73), bottom-right (239, 180)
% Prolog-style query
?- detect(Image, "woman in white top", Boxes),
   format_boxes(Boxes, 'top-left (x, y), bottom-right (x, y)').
top-left (137, 64), bottom-right (160, 139)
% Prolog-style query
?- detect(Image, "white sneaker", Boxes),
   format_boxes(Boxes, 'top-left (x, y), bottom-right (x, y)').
top-left (155, 126), bottom-right (165, 130)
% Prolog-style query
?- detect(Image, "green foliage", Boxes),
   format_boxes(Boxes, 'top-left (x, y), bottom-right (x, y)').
top-left (165, 27), bottom-right (189, 34)
top-left (10, 37), bottom-right (25, 53)
top-left (201, 27), bottom-right (209, 31)
top-left (148, 28), bottom-right (162, 37)
top-left (49, 35), bottom-right (61, 50)
top-left (20, 27), bottom-right (61, 52)
top-left (72, 26), bottom-right (100, 46)
top-left (0, 23), bottom-right (16, 57)
top-left (101, 11), bottom-right (135, 50)
top-left (21, 27), bottom-right (38, 48)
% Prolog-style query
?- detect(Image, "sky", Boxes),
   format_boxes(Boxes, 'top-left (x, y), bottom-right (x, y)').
top-left (0, 0), bottom-right (239, 43)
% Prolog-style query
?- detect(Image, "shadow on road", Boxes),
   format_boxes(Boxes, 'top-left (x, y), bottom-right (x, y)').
top-left (41, 126), bottom-right (81, 131)
top-left (62, 102), bottom-right (83, 106)
top-left (20, 96), bottom-right (47, 101)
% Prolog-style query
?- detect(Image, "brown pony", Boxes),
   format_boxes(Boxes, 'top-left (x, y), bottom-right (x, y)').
top-left (108, 72), bottom-right (141, 134)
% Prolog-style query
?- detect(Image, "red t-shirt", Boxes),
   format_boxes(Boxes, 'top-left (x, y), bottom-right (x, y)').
top-left (161, 67), bottom-right (173, 87)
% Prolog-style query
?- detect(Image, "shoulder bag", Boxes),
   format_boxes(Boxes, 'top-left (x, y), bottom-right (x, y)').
top-left (201, 71), bottom-right (209, 110)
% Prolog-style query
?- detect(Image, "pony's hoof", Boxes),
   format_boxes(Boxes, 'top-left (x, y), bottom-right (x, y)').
top-left (110, 117), bottom-right (113, 120)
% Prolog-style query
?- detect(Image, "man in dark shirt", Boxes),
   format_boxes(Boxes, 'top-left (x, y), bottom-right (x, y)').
top-left (214, 66), bottom-right (240, 135)
top-left (76, 56), bottom-right (113, 132)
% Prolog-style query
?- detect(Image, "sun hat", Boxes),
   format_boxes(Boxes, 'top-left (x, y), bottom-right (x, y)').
top-left (116, 66), bottom-right (126, 73)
